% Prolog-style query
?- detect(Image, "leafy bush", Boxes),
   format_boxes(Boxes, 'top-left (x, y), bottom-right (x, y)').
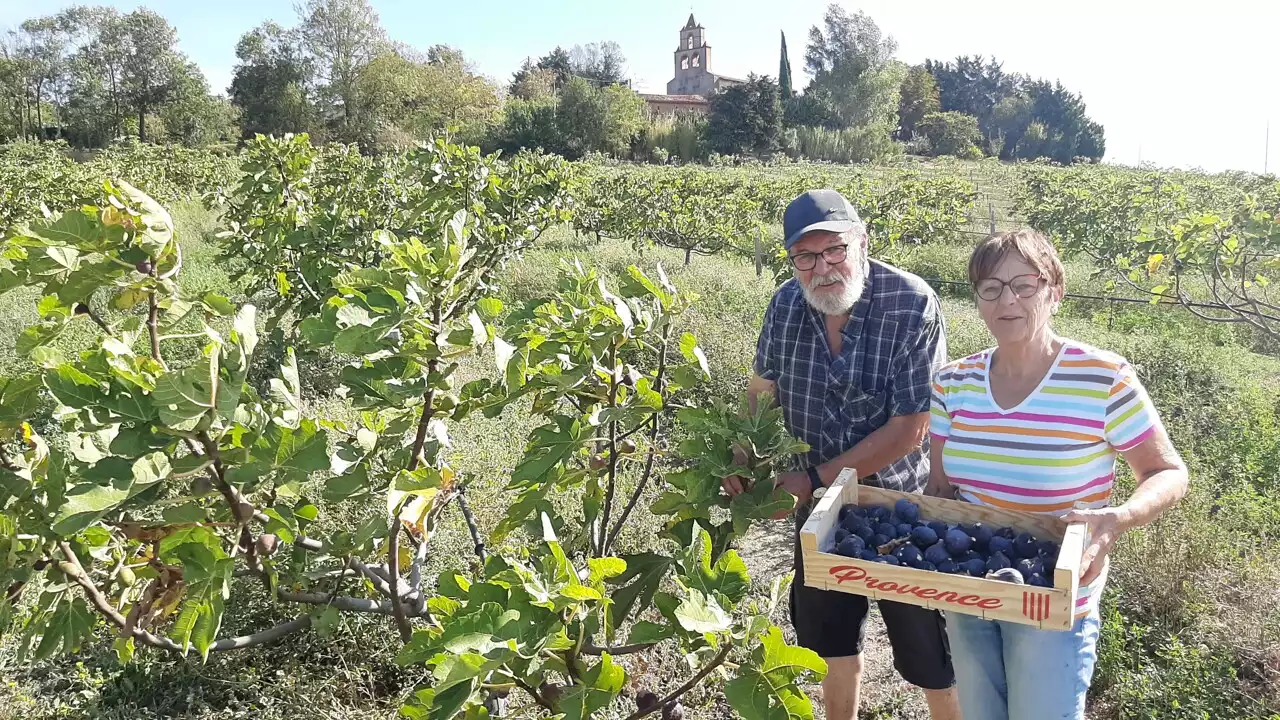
top-left (917, 112), bottom-right (983, 159)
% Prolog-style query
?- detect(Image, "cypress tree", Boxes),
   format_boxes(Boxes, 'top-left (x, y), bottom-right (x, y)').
top-left (779, 31), bottom-right (794, 97)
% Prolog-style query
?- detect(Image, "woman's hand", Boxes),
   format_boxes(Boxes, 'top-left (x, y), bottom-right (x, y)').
top-left (1060, 506), bottom-right (1128, 585)
top-left (924, 474), bottom-right (956, 499)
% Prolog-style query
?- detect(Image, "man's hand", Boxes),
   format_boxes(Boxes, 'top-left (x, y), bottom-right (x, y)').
top-left (720, 475), bottom-right (750, 496)
top-left (1060, 506), bottom-right (1127, 585)
top-left (772, 471), bottom-right (813, 519)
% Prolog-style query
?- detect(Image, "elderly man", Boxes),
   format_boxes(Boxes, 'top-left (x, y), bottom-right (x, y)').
top-left (725, 190), bottom-right (961, 720)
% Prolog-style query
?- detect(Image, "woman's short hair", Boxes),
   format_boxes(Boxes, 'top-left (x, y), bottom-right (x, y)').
top-left (968, 230), bottom-right (1065, 291)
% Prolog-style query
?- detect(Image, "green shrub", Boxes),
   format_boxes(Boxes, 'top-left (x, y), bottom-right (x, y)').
top-left (917, 111), bottom-right (984, 159)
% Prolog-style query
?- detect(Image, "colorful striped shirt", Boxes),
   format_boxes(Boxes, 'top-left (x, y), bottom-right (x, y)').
top-left (929, 340), bottom-right (1163, 618)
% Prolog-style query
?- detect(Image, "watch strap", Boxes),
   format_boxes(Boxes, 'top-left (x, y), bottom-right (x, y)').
top-left (806, 466), bottom-right (824, 492)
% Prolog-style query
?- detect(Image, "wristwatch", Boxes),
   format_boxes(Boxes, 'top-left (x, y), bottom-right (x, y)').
top-left (806, 466), bottom-right (824, 493)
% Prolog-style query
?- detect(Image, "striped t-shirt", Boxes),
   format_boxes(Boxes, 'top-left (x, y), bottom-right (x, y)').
top-left (929, 340), bottom-right (1163, 618)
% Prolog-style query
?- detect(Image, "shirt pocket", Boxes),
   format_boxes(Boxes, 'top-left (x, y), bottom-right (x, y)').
top-left (836, 382), bottom-right (889, 428)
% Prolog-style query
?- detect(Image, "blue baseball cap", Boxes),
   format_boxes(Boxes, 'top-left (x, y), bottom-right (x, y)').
top-left (783, 189), bottom-right (861, 249)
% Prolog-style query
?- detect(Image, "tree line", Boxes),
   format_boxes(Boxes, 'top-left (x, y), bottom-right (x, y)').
top-left (0, 1), bottom-right (1105, 164)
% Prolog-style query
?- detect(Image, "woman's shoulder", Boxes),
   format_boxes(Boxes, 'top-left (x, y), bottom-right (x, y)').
top-left (937, 348), bottom-right (993, 384)
top-left (1059, 338), bottom-right (1130, 375)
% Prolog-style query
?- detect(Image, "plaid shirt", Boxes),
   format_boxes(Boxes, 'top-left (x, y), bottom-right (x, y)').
top-left (753, 259), bottom-right (947, 493)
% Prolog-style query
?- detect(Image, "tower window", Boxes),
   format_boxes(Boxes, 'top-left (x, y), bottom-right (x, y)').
top-left (681, 56), bottom-right (689, 70)
top-left (691, 53), bottom-right (700, 67)
top-left (687, 36), bottom-right (693, 49)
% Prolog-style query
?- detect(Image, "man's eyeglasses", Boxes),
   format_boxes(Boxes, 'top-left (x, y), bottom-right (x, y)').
top-left (788, 244), bottom-right (848, 271)
top-left (975, 274), bottom-right (1046, 301)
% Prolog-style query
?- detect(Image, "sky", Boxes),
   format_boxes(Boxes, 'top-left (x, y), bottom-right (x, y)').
top-left (2, 0), bottom-right (1275, 173)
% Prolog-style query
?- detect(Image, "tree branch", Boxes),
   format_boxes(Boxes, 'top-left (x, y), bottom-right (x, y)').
top-left (147, 274), bottom-right (163, 368)
top-left (513, 678), bottom-right (557, 713)
top-left (387, 511), bottom-right (412, 643)
top-left (278, 590), bottom-right (434, 617)
top-left (59, 542), bottom-right (311, 653)
top-left (81, 305), bottom-right (112, 334)
top-left (350, 557), bottom-right (395, 598)
top-left (606, 325), bottom-right (670, 553)
top-left (598, 344), bottom-right (620, 557)
top-left (456, 486), bottom-right (486, 568)
top-left (622, 642), bottom-right (732, 720)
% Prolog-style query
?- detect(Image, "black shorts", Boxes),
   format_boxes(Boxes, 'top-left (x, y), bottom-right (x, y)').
top-left (791, 502), bottom-right (955, 690)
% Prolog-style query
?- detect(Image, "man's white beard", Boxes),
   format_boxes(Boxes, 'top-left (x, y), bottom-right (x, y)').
top-left (800, 256), bottom-right (867, 316)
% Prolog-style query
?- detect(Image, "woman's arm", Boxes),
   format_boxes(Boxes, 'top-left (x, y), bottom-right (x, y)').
top-left (1063, 428), bottom-right (1188, 583)
top-left (924, 435), bottom-right (956, 498)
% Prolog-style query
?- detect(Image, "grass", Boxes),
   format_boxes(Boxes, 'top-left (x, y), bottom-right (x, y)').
top-left (2, 184), bottom-right (1279, 718)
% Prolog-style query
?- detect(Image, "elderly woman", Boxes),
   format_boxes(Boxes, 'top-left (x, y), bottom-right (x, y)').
top-left (926, 230), bottom-right (1189, 720)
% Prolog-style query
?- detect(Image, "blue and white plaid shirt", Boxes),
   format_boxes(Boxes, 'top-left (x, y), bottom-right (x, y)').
top-left (753, 259), bottom-right (947, 493)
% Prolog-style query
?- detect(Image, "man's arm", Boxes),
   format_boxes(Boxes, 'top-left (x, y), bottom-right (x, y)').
top-left (746, 374), bottom-right (776, 412)
top-left (813, 412), bottom-right (929, 485)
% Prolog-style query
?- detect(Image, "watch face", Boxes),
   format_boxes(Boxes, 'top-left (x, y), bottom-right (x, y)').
top-left (813, 487), bottom-right (826, 500)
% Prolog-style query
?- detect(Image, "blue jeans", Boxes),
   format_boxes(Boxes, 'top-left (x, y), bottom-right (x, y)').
top-left (945, 608), bottom-right (1101, 720)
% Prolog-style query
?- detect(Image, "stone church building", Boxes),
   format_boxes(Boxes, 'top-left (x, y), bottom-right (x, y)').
top-left (642, 14), bottom-right (744, 116)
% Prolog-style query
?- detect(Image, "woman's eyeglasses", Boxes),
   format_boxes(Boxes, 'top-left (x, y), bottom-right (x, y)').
top-left (975, 274), bottom-right (1045, 301)
top-left (788, 244), bottom-right (848, 271)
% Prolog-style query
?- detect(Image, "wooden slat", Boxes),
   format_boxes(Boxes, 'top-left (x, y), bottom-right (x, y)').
top-left (799, 468), bottom-right (856, 553)
top-left (802, 548), bottom-right (1074, 630)
top-left (1056, 522), bottom-right (1087, 599)
top-left (800, 467), bottom-right (1080, 631)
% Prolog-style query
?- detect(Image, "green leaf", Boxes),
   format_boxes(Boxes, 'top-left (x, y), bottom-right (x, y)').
top-left (152, 359), bottom-right (215, 428)
top-left (312, 605), bottom-right (341, 639)
top-left (268, 348), bottom-right (302, 428)
top-left (606, 553), bottom-right (672, 634)
top-left (270, 421), bottom-right (329, 481)
top-left (725, 626), bottom-right (827, 720)
top-left (556, 654), bottom-right (626, 720)
top-left (476, 297), bottom-right (503, 319)
top-left (232, 305), bottom-right (258, 357)
top-left (679, 332), bottom-right (710, 375)
top-left (56, 259), bottom-right (119, 305)
top-left (35, 597), bottom-right (96, 661)
top-left (45, 245), bottom-right (81, 270)
top-left (113, 636), bottom-right (135, 664)
top-left (132, 452), bottom-right (172, 486)
top-left (162, 501), bottom-right (207, 524)
top-left (511, 415), bottom-right (583, 487)
top-left (29, 210), bottom-right (96, 249)
top-left (101, 384), bottom-right (156, 422)
top-left (0, 375), bottom-right (44, 425)
top-left (52, 485), bottom-right (130, 534)
top-left (202, 293), bottom-right (236, 316)
top-left (674, 590), bottom-right (731, 634)
top-left (44, 365), bottom-right (105, 409)
top-left (626, 620), bottom-right (675, 645)
top-left (116, 180), bottom-right (174, 256)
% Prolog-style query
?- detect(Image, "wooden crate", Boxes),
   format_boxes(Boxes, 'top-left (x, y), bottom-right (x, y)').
top-left (799, 468), bottom-right (1087, 631)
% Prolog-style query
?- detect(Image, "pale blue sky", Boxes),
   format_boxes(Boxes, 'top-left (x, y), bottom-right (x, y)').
top-left (3, 0), bottom-right (1275, 173)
